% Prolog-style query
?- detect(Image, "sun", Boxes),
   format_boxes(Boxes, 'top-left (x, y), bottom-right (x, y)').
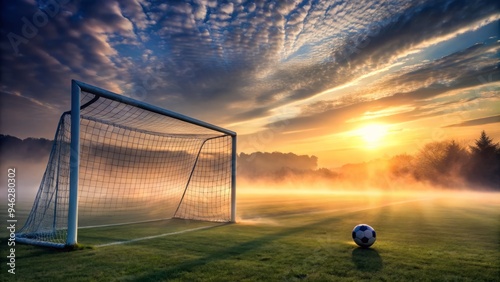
top-left (357, 124), bottom-right (388, 149)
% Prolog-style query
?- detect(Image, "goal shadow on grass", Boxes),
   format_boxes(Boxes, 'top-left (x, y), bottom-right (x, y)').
top-left (129, 197), bottom-right (428, 280)
top-left (77, 219), bottom-right (227, 247)
top-left (131, 215), bottom-right (356, 280)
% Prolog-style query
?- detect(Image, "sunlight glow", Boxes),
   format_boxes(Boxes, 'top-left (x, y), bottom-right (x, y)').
top-left (357, 124), bottom-right (388, 149)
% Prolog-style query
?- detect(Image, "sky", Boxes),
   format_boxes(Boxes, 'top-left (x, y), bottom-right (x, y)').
top-left (1, 0), bottom-right (499, 167)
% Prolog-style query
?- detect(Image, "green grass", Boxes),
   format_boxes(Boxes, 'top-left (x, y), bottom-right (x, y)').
top-left (2, 191), bottom-right (499, 281)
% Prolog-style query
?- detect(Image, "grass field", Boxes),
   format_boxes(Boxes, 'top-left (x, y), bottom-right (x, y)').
top-left (2, 190), bottom-right (499, 281)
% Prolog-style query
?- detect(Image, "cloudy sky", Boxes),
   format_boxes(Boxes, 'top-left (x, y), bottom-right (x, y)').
top-left (1, 0), bottom-right (499, 167)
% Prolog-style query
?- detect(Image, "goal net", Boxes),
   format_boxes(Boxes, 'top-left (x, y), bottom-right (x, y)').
top-left (16, 80), bottom-right (236, 248)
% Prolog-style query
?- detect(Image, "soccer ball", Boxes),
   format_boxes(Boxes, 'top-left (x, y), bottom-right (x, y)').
top-left (352, 224), bottom-right (376, 248)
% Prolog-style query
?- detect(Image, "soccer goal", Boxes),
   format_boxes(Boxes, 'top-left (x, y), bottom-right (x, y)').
top-left (16, 80), bottom-right (236, 248)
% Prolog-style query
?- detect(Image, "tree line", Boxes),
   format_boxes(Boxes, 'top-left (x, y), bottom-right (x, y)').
top-left (401, 130), bottom-right (500, 189)
top-left (238, 131), bottom-right (500, 191)
top-left (0, 134), bottom-right (52, 161)
top-left (1, 131), bottom-right (499, 190)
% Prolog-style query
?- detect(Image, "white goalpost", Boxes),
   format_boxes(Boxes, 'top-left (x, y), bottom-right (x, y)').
top-left (16, 80), bottom-right (237, 248)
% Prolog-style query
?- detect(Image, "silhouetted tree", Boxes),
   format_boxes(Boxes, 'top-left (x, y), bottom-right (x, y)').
top-left (467, 131), bottom-right (500, 190)
top-left (470, 131), bottom-right (498, 156)
top-left (413, 141), bottom-right (449, 184)
top-left (441, 140), bottom-right (469, 176)
top-left (412, 140), bottom-right (471, 187)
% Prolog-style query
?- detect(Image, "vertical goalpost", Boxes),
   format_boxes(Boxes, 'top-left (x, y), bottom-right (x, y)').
top-left (67, 80), bottom-right (81, 246)
top-left (16, 80), bottom-right (237, 248)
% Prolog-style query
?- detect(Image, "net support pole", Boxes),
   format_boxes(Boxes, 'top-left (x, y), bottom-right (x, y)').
top-left (231, 135), bottom-right (237, 223)
top-left (66, 80), bottom-right (80, 246)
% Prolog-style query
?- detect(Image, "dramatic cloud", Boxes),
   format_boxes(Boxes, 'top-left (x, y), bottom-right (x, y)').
top-left (262, 41), bottom-right (499, 137)
top-left (443, 115), bottom-right (500, 128)
top-left (1, 0), bottom-right (499, 165)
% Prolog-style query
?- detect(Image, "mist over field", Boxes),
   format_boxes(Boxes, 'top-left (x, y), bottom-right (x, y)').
top-left (2, 130), bottom-right (499, 209)
top-left (238, 132), bottom-right (500, 192)
top-left (1, 133), bottom-right (499, 256)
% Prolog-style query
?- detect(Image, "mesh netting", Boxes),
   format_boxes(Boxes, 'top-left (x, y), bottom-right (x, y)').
top-left (16, 90), bottom-right (234, 247)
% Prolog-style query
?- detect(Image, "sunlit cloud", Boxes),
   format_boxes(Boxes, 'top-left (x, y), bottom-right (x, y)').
top-left (347, 105), bottom-right (417, 123)
top-left (0, 0), bottom-right (498, 164)
top-left (443, 115), bottom-right (500, 128)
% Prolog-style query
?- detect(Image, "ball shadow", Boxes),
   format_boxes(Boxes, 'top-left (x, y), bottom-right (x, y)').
top-left (351, 247), bottom-right (383, 272)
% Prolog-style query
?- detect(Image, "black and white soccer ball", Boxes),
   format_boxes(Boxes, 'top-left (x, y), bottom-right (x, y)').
top-left (352, 224), bottom-right (376, 248)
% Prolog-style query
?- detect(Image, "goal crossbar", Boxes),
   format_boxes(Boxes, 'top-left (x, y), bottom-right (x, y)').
top-left (73, 80), bottom-right (236, 136)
